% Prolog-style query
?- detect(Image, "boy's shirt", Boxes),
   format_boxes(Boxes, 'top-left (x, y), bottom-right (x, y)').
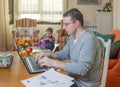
top-left (41, 34), bottom-right (55, 43)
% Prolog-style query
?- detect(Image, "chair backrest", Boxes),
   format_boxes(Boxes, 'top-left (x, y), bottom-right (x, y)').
top-left (52, 43), bottom-right (59, 52)
top-left (15, 18), bottom-right (38, 38)
top-left (57, 29), bottom-right (69, 50)
top-left (16, 18), bottom-right (37, 27)
top-left (97, 37), bottom-right (111, 87)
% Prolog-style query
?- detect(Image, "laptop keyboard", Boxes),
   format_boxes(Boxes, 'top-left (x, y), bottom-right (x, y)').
top-left (23, 56), bottom-right (49, 73)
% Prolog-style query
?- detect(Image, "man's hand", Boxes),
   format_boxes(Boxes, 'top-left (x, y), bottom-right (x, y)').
top-left (36, 52), bottom-right (51, 62)
top-left (35, 52), bottom-right (45, 62)
top-left (37, 56), bottom-right (65, 69)
top-left (37, 56), bottom-right (53, 67)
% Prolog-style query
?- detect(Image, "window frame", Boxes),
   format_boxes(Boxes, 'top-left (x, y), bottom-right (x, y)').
top-left (18, 0), bottom-right (67, 24)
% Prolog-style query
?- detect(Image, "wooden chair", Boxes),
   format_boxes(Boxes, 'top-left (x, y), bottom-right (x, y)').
top-left (57, 29), bottom-right (69, 50)
top-left (11, 18), bottom-right (39, 50)
top-left (97, 37), bottom-right (111, 87)
top-left (52, 43), bottom-right (59, 52)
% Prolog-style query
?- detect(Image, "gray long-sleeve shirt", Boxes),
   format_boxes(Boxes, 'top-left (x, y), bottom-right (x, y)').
top-left (55, 30), bottom-right (102, 87)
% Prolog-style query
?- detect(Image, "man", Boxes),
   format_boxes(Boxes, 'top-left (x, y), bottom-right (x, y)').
top-left (36, 8), bottom-right (102, 87)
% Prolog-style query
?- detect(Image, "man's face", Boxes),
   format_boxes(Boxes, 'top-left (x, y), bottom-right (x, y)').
top-left (62, 16), bottom-right (76, 35)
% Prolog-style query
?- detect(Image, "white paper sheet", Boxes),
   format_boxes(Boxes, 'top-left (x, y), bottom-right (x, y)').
top-left (21, 68), bottom-right (74, 87)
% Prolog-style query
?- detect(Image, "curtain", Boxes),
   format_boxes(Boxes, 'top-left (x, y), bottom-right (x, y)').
top-left (14, 0), bottom-right (19, 25)
top-left (17, 0), bottom-right (67, 22)
top-left (113, 0), bottom-right (120, 29)
top-left (0, 0), bottom-right (11, 51)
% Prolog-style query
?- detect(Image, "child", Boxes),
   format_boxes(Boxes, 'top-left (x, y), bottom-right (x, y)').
top-left (39, 27), bottom-right (55, 51)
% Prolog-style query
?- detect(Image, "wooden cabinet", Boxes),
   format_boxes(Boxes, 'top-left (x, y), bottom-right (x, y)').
top-left (96, 11), bottom-right (113, 34)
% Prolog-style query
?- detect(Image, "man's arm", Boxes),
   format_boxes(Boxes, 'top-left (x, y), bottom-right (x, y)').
top-left (47, 52), bottom-right (57, 59)
top-left (37, 52), bottom-right (66, 69)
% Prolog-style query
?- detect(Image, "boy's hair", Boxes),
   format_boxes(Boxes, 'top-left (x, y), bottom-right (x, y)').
top-left (63, 8), bottom-right (84, 27)
top-left (46, 27), bottom-right (53, 33)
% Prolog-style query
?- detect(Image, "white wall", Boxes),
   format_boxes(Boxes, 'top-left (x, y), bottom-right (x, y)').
top-left (113, 0), bottom-right (120, 29)
top-left (68, 0), bottom-right (109, 26)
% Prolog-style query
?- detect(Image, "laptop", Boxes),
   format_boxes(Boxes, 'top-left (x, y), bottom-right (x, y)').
top-left (13, 39), bottom-right (51, 74)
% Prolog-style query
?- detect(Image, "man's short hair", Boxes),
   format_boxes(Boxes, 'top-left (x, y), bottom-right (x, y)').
top-left (63, 8), bottom-right (84, 26)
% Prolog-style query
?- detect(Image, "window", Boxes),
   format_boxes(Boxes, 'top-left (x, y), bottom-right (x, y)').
top-left (18, 0), bottom-right (67, 23)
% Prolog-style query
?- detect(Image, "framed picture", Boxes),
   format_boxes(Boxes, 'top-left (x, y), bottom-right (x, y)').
top-left (109, 0), bottom-right (113, 8)
top-left (8, 0), bottom-right (14, 24)
top-left (77, 0), bottom-right (101, 5)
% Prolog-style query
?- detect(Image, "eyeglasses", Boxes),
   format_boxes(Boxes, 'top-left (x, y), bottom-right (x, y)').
top-left (63, 23), bottom-right (72, 27)
top-left (63, 20), bottom-right (75, 27)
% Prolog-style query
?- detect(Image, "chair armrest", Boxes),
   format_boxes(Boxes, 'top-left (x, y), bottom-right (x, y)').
top-left (57, 29), bottom-right (68, 37)
top-left (117, 50), bottom-right (120, 59)
top-left (108, 59), bottom-right (118, 70)
top-left (33, 29), bottom-right (40, 42)
top-left (112, 59), bottom-right (120, 73)
top-left (11, 29), bottom-right (18, 39)
top-left (56, 29), bottom-right (69, 50)
top-left (34, 30), bottom-right (40, 38)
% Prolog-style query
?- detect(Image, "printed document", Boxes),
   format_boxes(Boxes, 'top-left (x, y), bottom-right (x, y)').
top-left (21, 68), bottom-right (74, 87)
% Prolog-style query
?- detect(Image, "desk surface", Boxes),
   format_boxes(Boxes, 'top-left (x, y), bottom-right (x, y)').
top-left (0, 51), bottom-right (68, 87)
top-left (0, 51), bottom-right (39, 87)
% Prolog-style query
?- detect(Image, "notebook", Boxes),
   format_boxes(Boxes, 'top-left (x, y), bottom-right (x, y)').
top-left (13, 39), bottom-right (51, 74)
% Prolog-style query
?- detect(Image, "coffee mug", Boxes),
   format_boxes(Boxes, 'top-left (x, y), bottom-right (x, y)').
top-left (0, 53), bottom-right (13, 68)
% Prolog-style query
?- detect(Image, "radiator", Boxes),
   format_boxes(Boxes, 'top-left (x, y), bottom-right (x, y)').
top-left (84, 26), bottom-right (97, 31)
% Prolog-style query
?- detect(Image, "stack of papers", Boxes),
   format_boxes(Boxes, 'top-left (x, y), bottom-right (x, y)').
top-left (21, 68), bottom-right (74, 87)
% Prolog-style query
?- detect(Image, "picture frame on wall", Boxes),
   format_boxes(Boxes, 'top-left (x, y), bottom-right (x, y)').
top-left (77, 0), bottom-right (101, 5)
top-left (109, 0), bottom-right (113, 8)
